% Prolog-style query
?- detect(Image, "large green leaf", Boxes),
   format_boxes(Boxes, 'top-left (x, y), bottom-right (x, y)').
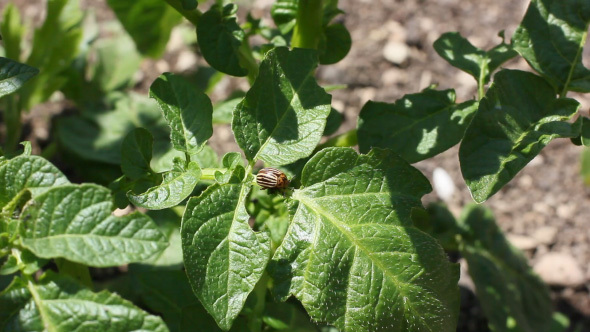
top-left (150, 73), bottom-right (213, 155)
top-left (107, 0), bottom-right (182, 57)
top-left (271, 147), bottom-right (459, 332)
top-left (181, 180), bottom-right (271, 330)
top-left (127, 161), bottom-right (202, 210)
top-left (512, 0), bottom-right (590, 93)
top-left (0, 272), bottom-right (169, 331)
top-left (233, 47), bottom-right (331, 165)
top-left (197, 4), bottom-right (248, 77)
top-left (459, 69), bottom-right (580, 203)
top-left (357, 88), bottom-right (478, 163)
top-left (19, 184), bottom-right (168, 267)
top-left (0, 155), bottom-right (69, 209)
top-left (19, 0), bottom-right (83, 110)
top-left (0, 57), bottom-right (39, 98)
top-left (434, 32), bottom-right (517, 85)
top-left (457, 205), bottom-right (552, 332)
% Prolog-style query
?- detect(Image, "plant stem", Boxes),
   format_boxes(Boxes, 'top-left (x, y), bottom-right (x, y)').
top-left (4, 95), bottom-right (21, 153)
top-left (316, 129), bottom-right (358, 151)
top-left (291, 0), bottom-right (323, 49)
top-left (477, 70), bottom-right (486, 100)
top-left (239, 40), bottom-right (259, 84)
top-left (247, 272), bottom-right (269, 332)
top-left (560, 26), bottom-right (588, 98)
top-left (201, 168), bottom-right (226, 180)
top-left (163, 0), bottom-right (201, 26)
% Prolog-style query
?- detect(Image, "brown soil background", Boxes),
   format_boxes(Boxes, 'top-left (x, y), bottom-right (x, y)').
top-left (3, 0), bottom-right (590, 331)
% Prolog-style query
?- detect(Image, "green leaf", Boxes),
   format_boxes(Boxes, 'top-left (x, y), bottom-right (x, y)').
top-left (144, 209), bottom-right (183, 267)
top-left (180, 305), bottom-right (232, 332)
top-left (263, 301), bottom-right (319, 332)
top-left (130, 267), bottom-right (200, 332)
top-left (0, 249), bottom-right (47, 276)
top-left (197, 4), bottom-right (248, 77)
top-left (57, 93), bottom-right (175, 169)
top-left (128, 162), bottom-right (202, 210)
top-left (222, 152), bottom-right (244, 169)
top-left (271, 147), bottom-right (459, 332)
top-left (319, 23), bottom-right (351, 65)
top-left (213, 95), bottom-right (243, 124)
top-left (181, 182), bottom-right (271, 330)
top-left (181, 0), bottom-right (197, 10)
top-left (20, 184), bottom-right (168, 267)
top-left (150, 73), bottom-right (214, 155)
top-left (457, 205), bottom-right (552, 332)
top-left (357, 88), bottom-right (478, 163)
top-left (0, 272), bottom-right (169, 331)
top-left (323, 107), bottom-right (343, 136)
top-left (512, 0), bottom-right (590, 93)
top-left (215, 154), bottom-right (246, 185)
top-left (0, 155), bottom-right (69, 209)
top-left (60, 21), bottom-right (142, 107)
top-left (190, 144), bottom-right (219, 169)
top-left (421, 203), bottom-right (460, 251)
top-left (0, 4), bottom-right (24, 61)
top-left (20, 142), bottom-right (31, 156)
top-left (459, 69), bottom-right (581, 203)
top-left (233, 47), bottom-right (331, 165)
top-left (0, 57), bottom-right (39, 98)
top-left (121, 128), bottom-right (154, 181)
top-left (55, 258), bottom-right (92, 288)
top-left (434, 32), bottom-right (517, 85)
top-left (19, 0), bottom-right (83, 110)
top-left (487, 35), bottom-right (519, 72)
top-left (107, 0), bottom-right (182, 57)
top-left (271, 0), bottom-right (298, 35)
top-left (545, 313), bottom-right (570, 332)
top-left (93, 26), bottom-right (142, 92)
top-left (270, 0), bottom-right (345, 35)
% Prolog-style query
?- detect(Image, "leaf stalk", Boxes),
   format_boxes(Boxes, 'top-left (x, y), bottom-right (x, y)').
top-left (291, 0), bottom-right (323, 49)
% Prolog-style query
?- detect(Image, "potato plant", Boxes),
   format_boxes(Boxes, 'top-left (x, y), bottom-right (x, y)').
top-left (0, 0), bottom-right (589, 331)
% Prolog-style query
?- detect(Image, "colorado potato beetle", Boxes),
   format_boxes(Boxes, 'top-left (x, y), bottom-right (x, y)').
top-left (256, 167), bottom-right (290, 190)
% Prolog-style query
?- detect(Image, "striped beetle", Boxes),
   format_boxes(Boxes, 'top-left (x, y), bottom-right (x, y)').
top-left (256, 167), bottom-right (290, 191)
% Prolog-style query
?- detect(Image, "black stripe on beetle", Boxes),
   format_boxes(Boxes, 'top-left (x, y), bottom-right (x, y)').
top-left (256, 168), bottom-right (289, 190)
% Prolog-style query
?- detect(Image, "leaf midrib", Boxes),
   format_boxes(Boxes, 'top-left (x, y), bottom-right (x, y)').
top-left (254, 62), bottom-right (317, 162)
top-left (24, 232), bottom-right (165, 244)
top-left (295, 193), bottom-right (439, 330)
top-left (472, 110), bottom-right (574, 199)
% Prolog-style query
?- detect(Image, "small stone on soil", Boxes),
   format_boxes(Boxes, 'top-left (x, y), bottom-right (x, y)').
top-left (533, 252), bottom-right (586, 287)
